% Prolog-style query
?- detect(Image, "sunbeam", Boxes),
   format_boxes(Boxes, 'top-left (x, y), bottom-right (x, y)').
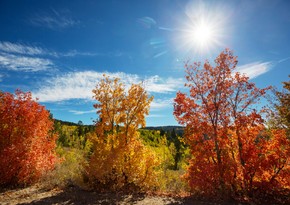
top-left (175, 1), bottom-right (230, 56)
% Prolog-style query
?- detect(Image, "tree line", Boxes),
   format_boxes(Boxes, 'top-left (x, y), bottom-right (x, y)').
top-left (0, 49), bottom-right (289, 203)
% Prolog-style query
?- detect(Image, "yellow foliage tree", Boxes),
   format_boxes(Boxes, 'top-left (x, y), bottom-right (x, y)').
top-left (88, 75), bottom-right (159, 190)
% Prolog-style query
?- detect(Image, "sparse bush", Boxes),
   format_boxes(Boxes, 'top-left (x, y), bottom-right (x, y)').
top-left (41, 146), bottom-right (89, 189)
top-left (157, 169), bottom-right (189, 194)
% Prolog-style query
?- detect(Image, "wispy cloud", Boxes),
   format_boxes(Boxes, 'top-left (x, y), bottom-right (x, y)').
top-left (69, 109), bottom-right (96, 115)
top-left (137, 17), bottom-right (157, 29)
top-left (60, 50), bottom-right (128, 58)
top-left (61, 50), bottom-right (99, 57)
top-left (33, 71), bottom-right (184, 102)
top-left (0, 41), bottom-right (45, 56)
top-left (0, 41), bottom-right (130, 60)
top-left (29, 9), bottom-right (79, 30)
top-left (145, 76), bottom-right (184, 93)
top-left (0, 52), bottom-right (54, 72)
top-left (278, 57), bottom-right (290, 63)
top-left (150, 98), bottom-right (173, 110)
top-left (147, 114), bottom-right (165, 118)
top-left (0, 41), bottom-right (134, 73)
top-left (0, 41), bottom-right (94, 58)
top-left (235, 61), bottom-right (272, 79)
top-left (0, 41), bottom-right (56, 72)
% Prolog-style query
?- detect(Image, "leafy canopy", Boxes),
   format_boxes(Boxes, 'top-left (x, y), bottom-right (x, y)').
top-left (0, 90), bottom-right (58, 186)
top-left (174, 49), bottom-right (289, 200)
top-left (88, 75), bottom-right (159, 190)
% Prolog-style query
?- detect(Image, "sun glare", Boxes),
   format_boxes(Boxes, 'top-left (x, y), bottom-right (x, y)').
top-left (193, 21), bottom-right (214, 47)
top-left (180, 18), bottom-right (219, 54)
top-left (176, 1), bottom-right (228, 55)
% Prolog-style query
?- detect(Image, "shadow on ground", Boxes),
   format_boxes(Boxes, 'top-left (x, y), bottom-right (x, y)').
top-left (2, 185), bottom-right (246, 205)
top-left (18, 187), bottom-right (145, 205)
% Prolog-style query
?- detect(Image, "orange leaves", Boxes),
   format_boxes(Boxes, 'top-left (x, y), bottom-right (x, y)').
top-left (88, 75), bottom-right (158, 190)
top-left (0, 90), bottom-right (58, 186)
top-left (92, 75), bottom-right (153, 134)
top-left (174, 49), bottom-right (289, 200)
top-left (123, 83), bottom-right (153, 129)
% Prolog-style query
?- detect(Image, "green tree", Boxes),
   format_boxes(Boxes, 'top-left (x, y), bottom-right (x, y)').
top-left (274, 76), bottom-right (290, 136)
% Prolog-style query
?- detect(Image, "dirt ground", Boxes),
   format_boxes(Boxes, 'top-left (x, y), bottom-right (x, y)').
top-left (0, 184), bottom-right (231, 205)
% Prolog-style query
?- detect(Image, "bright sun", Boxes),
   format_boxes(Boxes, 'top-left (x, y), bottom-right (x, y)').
top-left (177, 1), bottom-right (226, 54)
top-left (191, 20), bottom-right (216, 51)
top-left (193, 22), bottom-right (213, 46)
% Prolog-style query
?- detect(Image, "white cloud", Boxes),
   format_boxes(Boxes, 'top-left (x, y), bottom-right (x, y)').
top-left (30, 9), bottom-right (78, 30)
top-left (0, 41), bottom-right (129, 60)
top-left (33, 71), bottom-right (184, 102)
top-left (61, 50), bottom-right (131, 58)
top-left (146, 114), bottom-right (165, 118)
top-left (61, 50), bottom-right (99, 57)
top-left (144, 76), bottom-right (185, 93)
top-left (0, 41), bottom-right (45, 56)
top-left (150, 98), bottom-right (173, 110)
top-left (69, 109), bottom-right (96, 115)
top-left (0, 53), bottom-right (54, 72)
top-left (235, 62), bottom-right (272, 79)
top-left (0, 41), bottom-right (57, 72)
top-left (33, 71), bottom-right (100, 102)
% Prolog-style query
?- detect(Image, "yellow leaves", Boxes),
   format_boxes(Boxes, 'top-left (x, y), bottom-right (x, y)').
top-left (92, 75), bottom-right (153, 133)
top-left (88, 75), bottom-right (158, 190)
top-left (88, 133), bottom-right (159, 190)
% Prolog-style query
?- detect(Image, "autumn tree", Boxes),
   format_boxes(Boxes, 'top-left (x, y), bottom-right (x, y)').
top-left (174, 49), bottom-right (289, 200)
top-left (88, 75), bottom-right (159, 190)
top-left (0, 90), bottom-right (58, 186)
top-left (271, 76), bottom-right (290, 136)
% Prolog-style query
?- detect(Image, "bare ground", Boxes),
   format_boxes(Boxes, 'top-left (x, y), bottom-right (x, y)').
top-left (0, 184), bottom-right (241, 205)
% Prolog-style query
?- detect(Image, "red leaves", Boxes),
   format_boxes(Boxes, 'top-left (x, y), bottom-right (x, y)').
top-left (0, 90), bottom-right (58, 186)
top-left (174, 49), bottom-right (290, 200)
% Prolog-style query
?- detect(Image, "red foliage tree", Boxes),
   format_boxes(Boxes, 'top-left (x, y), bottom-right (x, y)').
top-left (174, 49), bottom-right (289, 201)
top-left (0, 90), bottom-right (58, 186)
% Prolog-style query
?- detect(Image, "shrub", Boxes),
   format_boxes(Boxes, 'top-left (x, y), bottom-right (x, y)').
top-left (0, 90), bottom-right (58, 186)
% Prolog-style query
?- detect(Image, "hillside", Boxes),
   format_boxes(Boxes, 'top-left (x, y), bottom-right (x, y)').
top-left (54, 118), bottom-right (184, 135)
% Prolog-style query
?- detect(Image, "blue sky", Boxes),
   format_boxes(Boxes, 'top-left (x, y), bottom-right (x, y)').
top-left (0, 0), bottom-right (289, 126)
